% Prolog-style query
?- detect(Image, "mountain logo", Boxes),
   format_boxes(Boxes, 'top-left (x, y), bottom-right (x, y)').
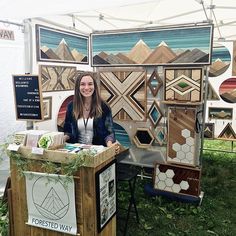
top-left (32, 177), bottom-right (70, 220)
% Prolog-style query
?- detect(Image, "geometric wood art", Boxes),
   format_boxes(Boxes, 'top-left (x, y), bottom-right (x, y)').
top-left (133, 128), bottom-right (154, 148)
top-left (148, 100), bottom-right (163, 128)
top-left (219, 77), bottom-right (236, 103)
top-left (57, 95), bottom-right (74, 132)
top-left (36, 24), bottom-right (89, 64)
top-left (204, 123), bottom-right (215, 139)
top-left (164, 67), bottom-right (203, 104)
top-left (218, 123), bottom-right (236, 140)
top-left (147, 69), bottom-right (162, 96)
top-left (208, 107), bottom-right (233, 120)
top-left (153, 163), bottom-right (201, 197)
top-left (92, 24), bottom-right (213, 66)
top-left (113, 122), bottom-right (131, 148)
top-left (99, 68), bottom-right (146, 121)
top-left (167, 107), bottom-right (197, 166)
top-left (206, 82), bottom-right (220, 100)
top-left (40, 65), bottom-right (76, 92)
top-left (154, 126), bottom-right (167, 146)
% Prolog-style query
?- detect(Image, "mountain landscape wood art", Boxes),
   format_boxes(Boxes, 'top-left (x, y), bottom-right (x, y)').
top-left (92, 24), bottom-right (213, 66)
top-left (36, 25), bottom-right (89, 64)
top-left (219, 77), bottom-right (236, 103)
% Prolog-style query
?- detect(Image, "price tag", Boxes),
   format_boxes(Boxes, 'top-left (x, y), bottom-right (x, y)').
top-left (7, 144), bottom-right (20, 151)
top-left (31, 147), bottom-right (44, 155)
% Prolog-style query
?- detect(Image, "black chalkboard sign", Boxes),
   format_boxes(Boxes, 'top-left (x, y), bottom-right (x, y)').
top-left (12, 74), bottom-right (43, 121)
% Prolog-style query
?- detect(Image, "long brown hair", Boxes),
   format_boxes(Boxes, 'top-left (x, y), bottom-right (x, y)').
top-left (73, 72), bottom-right (102, 119)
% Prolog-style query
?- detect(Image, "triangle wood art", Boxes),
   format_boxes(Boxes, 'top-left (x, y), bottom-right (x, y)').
top-left (218, 123), bottom-right (236, 140)
top-left (99, 68), bottom-right (146, 121)
top-left (207, 82), bottom-right (220, 100)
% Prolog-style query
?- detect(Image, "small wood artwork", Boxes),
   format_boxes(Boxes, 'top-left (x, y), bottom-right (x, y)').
top-left (42, 96), bottom-right (52, 120)
top-left (148, 100), bottom-right (163, 128)
top-left (204, 123), bottom-right (215, 139)
top-left (206, 81), bottom-right (220, 100)
top-left (209, 43), bottom-right (231, 77)
top-left (99, 68), bottom-right (146, 121)
top-left (133, 128), bottom-right (154, 148)
top-left (218, 123), bottom-right (236, 140)
top-left (154, 163), bottom-right (201, 197)
top-left (219, 77), bottom-right (236, 103)
top-left (57, 95), bottom-right (74, 132)
top-left (164, 67), bottom-right (203, 104)
top-left (40, 65), bottom-right (76, 92)
top-left (154, 127), bottom-right (167, 146)
top-left (208, 107), bottom-right (233, 120)
top-left (167, 107), bottom-right (197, 166)
top-left (232, 41), bottom-right (236, 76)
top-left (147, 69), bottom-right (163, 96)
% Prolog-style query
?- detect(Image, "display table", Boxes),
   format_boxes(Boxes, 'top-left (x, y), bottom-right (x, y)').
top-left (8, 145), bottom-right (116, 236)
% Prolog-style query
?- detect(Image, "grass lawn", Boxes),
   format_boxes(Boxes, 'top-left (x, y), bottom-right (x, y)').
top-left (0, 140), bottom-right (236, 236)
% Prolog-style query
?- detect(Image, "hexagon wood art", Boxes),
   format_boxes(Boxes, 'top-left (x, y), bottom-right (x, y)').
top-left (147, 69), bottom-right (163, 96)
top-left (133, 128), bottom-right (154, 148)
top-left (167, 107), bottom-right (197, 166)
top-left (99, 68), bottom-right (146, 121)
top-left (164, 67), bottom-right (203, 104)
top-left (154, 163), bottom-right (201, 197)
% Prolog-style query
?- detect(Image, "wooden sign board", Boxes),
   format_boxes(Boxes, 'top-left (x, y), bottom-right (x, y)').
top-left (12, 74), bottom-right (43, 121)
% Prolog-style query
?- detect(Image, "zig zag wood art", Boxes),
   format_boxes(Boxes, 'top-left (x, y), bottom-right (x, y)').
top-left (218, 123), bottom-right (236, 140)
top-left (164, 67), bottom-right (203, 104)
top-left (40, 65), bottom-right (76, 91)
top-left (99, 68), bottom-right (146, 121)
top-left (154, 163), bottom-right (201, 197)
top-left (167, 107), bottom-right (197, 166)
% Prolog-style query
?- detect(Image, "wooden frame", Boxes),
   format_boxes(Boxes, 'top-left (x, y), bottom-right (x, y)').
top-left (133, 127), bottom-right (154, 148)
top-left (36, 24), bottom-right (89, 64)
top-left (208, 107), bottom-right (233, 120)
top-left (96, 159), bottom-right (117, 233)
top-left (42, 96), bottom-right (52, 120)
top-left (91, 24), bottom-right (213, 66)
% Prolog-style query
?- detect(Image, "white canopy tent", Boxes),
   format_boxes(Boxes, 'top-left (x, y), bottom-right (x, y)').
top-left (0, 0), bottom-right (236, 41)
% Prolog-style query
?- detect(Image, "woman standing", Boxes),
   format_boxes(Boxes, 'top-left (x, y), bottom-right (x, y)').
top-left (63, 72), bottom-right (117, 149)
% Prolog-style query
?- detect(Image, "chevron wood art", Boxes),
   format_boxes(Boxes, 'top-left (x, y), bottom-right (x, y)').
top-left (218, 123), bottom-right (236, 140)
top-left (164, 67), bottom-right (203, 104)
top-left (154, 163), bottom-right (201, 197)
top-left (40, 65), bottom-right (76, 92)
top-left (167, 107), bottom-right (197, 166)
top-left (147, 69), bottom-right (163, 96)
top-left (204, 123), bottom-right (215, 139)
top-left (99, 69), bottom-right (146, 121)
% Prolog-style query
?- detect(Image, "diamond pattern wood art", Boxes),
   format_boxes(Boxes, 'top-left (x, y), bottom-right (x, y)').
top-left (154, 163), bottom-right (201, 197)
top-left (218, 123), bottom-right (236, 140)
top-left (167, 107), bottom-right (197, 166)
top-left (154, 127), bottom-right (167, 146)
top-left (133, 128), bottom-right (154, 148)
top-left (40, 65), bottom-right (76, 91)
top-left (147, 69), bottom-right (163, 96)
top-left (148, 100), bottom-right (163, 128)
top-left (164, 67), bottom-right (203, 104)
top-left (99, 69), bottom-right (146, 121)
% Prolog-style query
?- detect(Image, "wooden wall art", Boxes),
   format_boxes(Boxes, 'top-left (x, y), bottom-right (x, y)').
top-left (167, 107), bottom-right (197, 166)
top-left (204, 123), bottom-right (215, 139)
top-left (209, 43), bottom-right (231, 77)
top-left (153, 126), bottom-right (167, 146)
top-left (206, 82), bottom-right (220, 100)
top-left (133, 128), bottom-right (154, 148)
top-left (164, 67), bottom-right (203, 104)
top-left (147, 69), bottom-right (163, 96)
top-left (57, 95), bottom-right (74, 132)
top-left (113, 122), bottom-right (131, 148)
top-left (148, 100), bottom-right (163, 128)
top-left (40, 65), bottom-right (76, 92)
top-left (42, 96), bottom-right (52, 120)
top-left (36, 24), bottom-right (89, 64)
top-left (92, 24), bottom-right (213, 66)
top-left (99, 68), bottom-right (146, 121)
top-left (208, 107), bottom-right (233, 120)
top-left (218, 123), bottom-right (236, 140)
top-left (153, 163), bottom-right (201, 197)
top-left (232, 41), bottom-right (236, 76)
top-left (219, 77), bottom-right (236, 103)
